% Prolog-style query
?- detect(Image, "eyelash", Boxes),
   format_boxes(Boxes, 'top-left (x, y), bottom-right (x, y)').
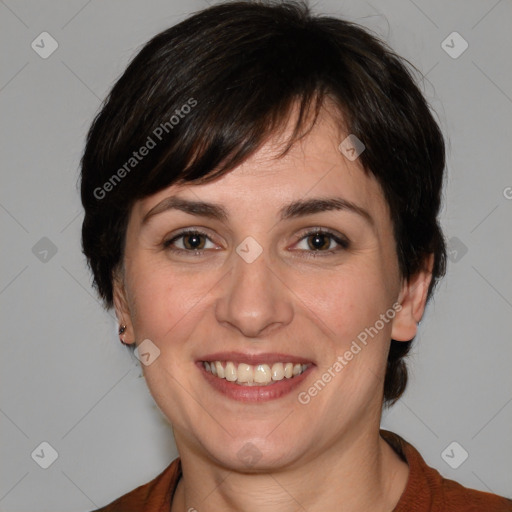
top-left (162, 228), bottom-right (350, 258)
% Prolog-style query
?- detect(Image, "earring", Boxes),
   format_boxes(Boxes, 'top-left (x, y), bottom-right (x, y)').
top-left (119, 325), bottom-right (127, 344)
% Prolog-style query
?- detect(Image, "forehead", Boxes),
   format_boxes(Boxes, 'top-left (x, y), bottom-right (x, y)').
top-left (132, 107), bottom-right (390, 225)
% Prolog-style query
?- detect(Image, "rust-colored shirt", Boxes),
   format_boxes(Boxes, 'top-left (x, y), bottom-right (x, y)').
top-left (92, 430), bottom-right (512, 511)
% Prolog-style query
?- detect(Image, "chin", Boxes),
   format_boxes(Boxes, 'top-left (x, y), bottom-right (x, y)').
top-left (198, 430), bottom-right (307, 473)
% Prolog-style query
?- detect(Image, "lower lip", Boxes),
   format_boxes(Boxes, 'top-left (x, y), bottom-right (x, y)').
top-left (197, 363), bottom-right (314, 402)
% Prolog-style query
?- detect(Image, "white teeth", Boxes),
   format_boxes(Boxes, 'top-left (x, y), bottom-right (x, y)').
top-left (203, 360), bottom-right (309, 386)
top-left (215, 361), bottom-right (225, 378)
top-left (225, 361), bottom-right (237, 382)
top-left (237, 363), bottom-right (253, 383)
top-left (271, 362), bottom-right (284, 380)
top-left (254, 364), bottom-right (271, 384)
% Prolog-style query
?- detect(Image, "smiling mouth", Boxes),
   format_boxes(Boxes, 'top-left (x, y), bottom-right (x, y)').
top-left (202, 361), bottom-right (310, 386)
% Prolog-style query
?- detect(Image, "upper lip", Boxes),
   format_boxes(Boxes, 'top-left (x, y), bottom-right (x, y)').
top-left (197, 352), bottom-right (314, 366)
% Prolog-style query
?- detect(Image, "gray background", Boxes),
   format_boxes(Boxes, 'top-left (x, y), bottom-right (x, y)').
top-left (1, 0), bottom-right (511, 510)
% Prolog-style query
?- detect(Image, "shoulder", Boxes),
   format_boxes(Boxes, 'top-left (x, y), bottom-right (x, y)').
top-left (439, 481), bottom-right (512, 511)
top-left (380, 430), bottom-right (512, 512)
top-left (90, 458), bottom-right (181, 512)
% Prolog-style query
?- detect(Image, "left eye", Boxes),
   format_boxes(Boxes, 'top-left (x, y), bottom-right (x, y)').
top-left (293, 230), bottom-right (349, 254)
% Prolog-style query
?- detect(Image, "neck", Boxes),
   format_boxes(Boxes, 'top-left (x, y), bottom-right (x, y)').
top-left (171, 426), bottom-right (409, 512)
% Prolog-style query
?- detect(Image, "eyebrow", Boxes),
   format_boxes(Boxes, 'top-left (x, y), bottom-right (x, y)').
top-left (142, 196), bottom-right (374, 226)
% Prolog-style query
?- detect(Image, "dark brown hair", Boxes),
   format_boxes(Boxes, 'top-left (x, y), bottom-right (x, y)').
top-left (80, 0), bottom-right (446, 405)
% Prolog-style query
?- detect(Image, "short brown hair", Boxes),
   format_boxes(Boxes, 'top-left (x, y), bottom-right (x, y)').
top-left (80, 0), bottom-right (447, 405)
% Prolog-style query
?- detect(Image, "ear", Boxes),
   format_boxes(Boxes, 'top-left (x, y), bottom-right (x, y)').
top-left (391, 254), bottom-right (434, 342)
top-left (112, 269), bottom-right (135, 345)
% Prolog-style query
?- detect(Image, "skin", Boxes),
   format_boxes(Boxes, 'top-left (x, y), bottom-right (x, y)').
top-left (113, 104), bottom-right (433, 512)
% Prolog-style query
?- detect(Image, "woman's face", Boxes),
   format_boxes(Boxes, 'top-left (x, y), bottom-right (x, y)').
top-left (114, 108), bottom-right (426, 471)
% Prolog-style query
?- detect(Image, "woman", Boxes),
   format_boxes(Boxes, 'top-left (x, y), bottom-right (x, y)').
top-left (80, 1), bottom-right (512, 510)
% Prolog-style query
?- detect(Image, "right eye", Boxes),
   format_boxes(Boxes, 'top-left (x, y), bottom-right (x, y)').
top-left (163, 229), bottom-right (218, 254)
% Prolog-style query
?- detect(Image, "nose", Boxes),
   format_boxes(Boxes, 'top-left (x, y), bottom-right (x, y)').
top-left (214, 247), bottom-right (294, 339)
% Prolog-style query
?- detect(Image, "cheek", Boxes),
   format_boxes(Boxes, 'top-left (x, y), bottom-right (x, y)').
top-left (126, 262), bottom-right (202, 341)
top-left (125, 259), bottom-right (229, 369)
top-left (297, 262), bottom-right (392, 344)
